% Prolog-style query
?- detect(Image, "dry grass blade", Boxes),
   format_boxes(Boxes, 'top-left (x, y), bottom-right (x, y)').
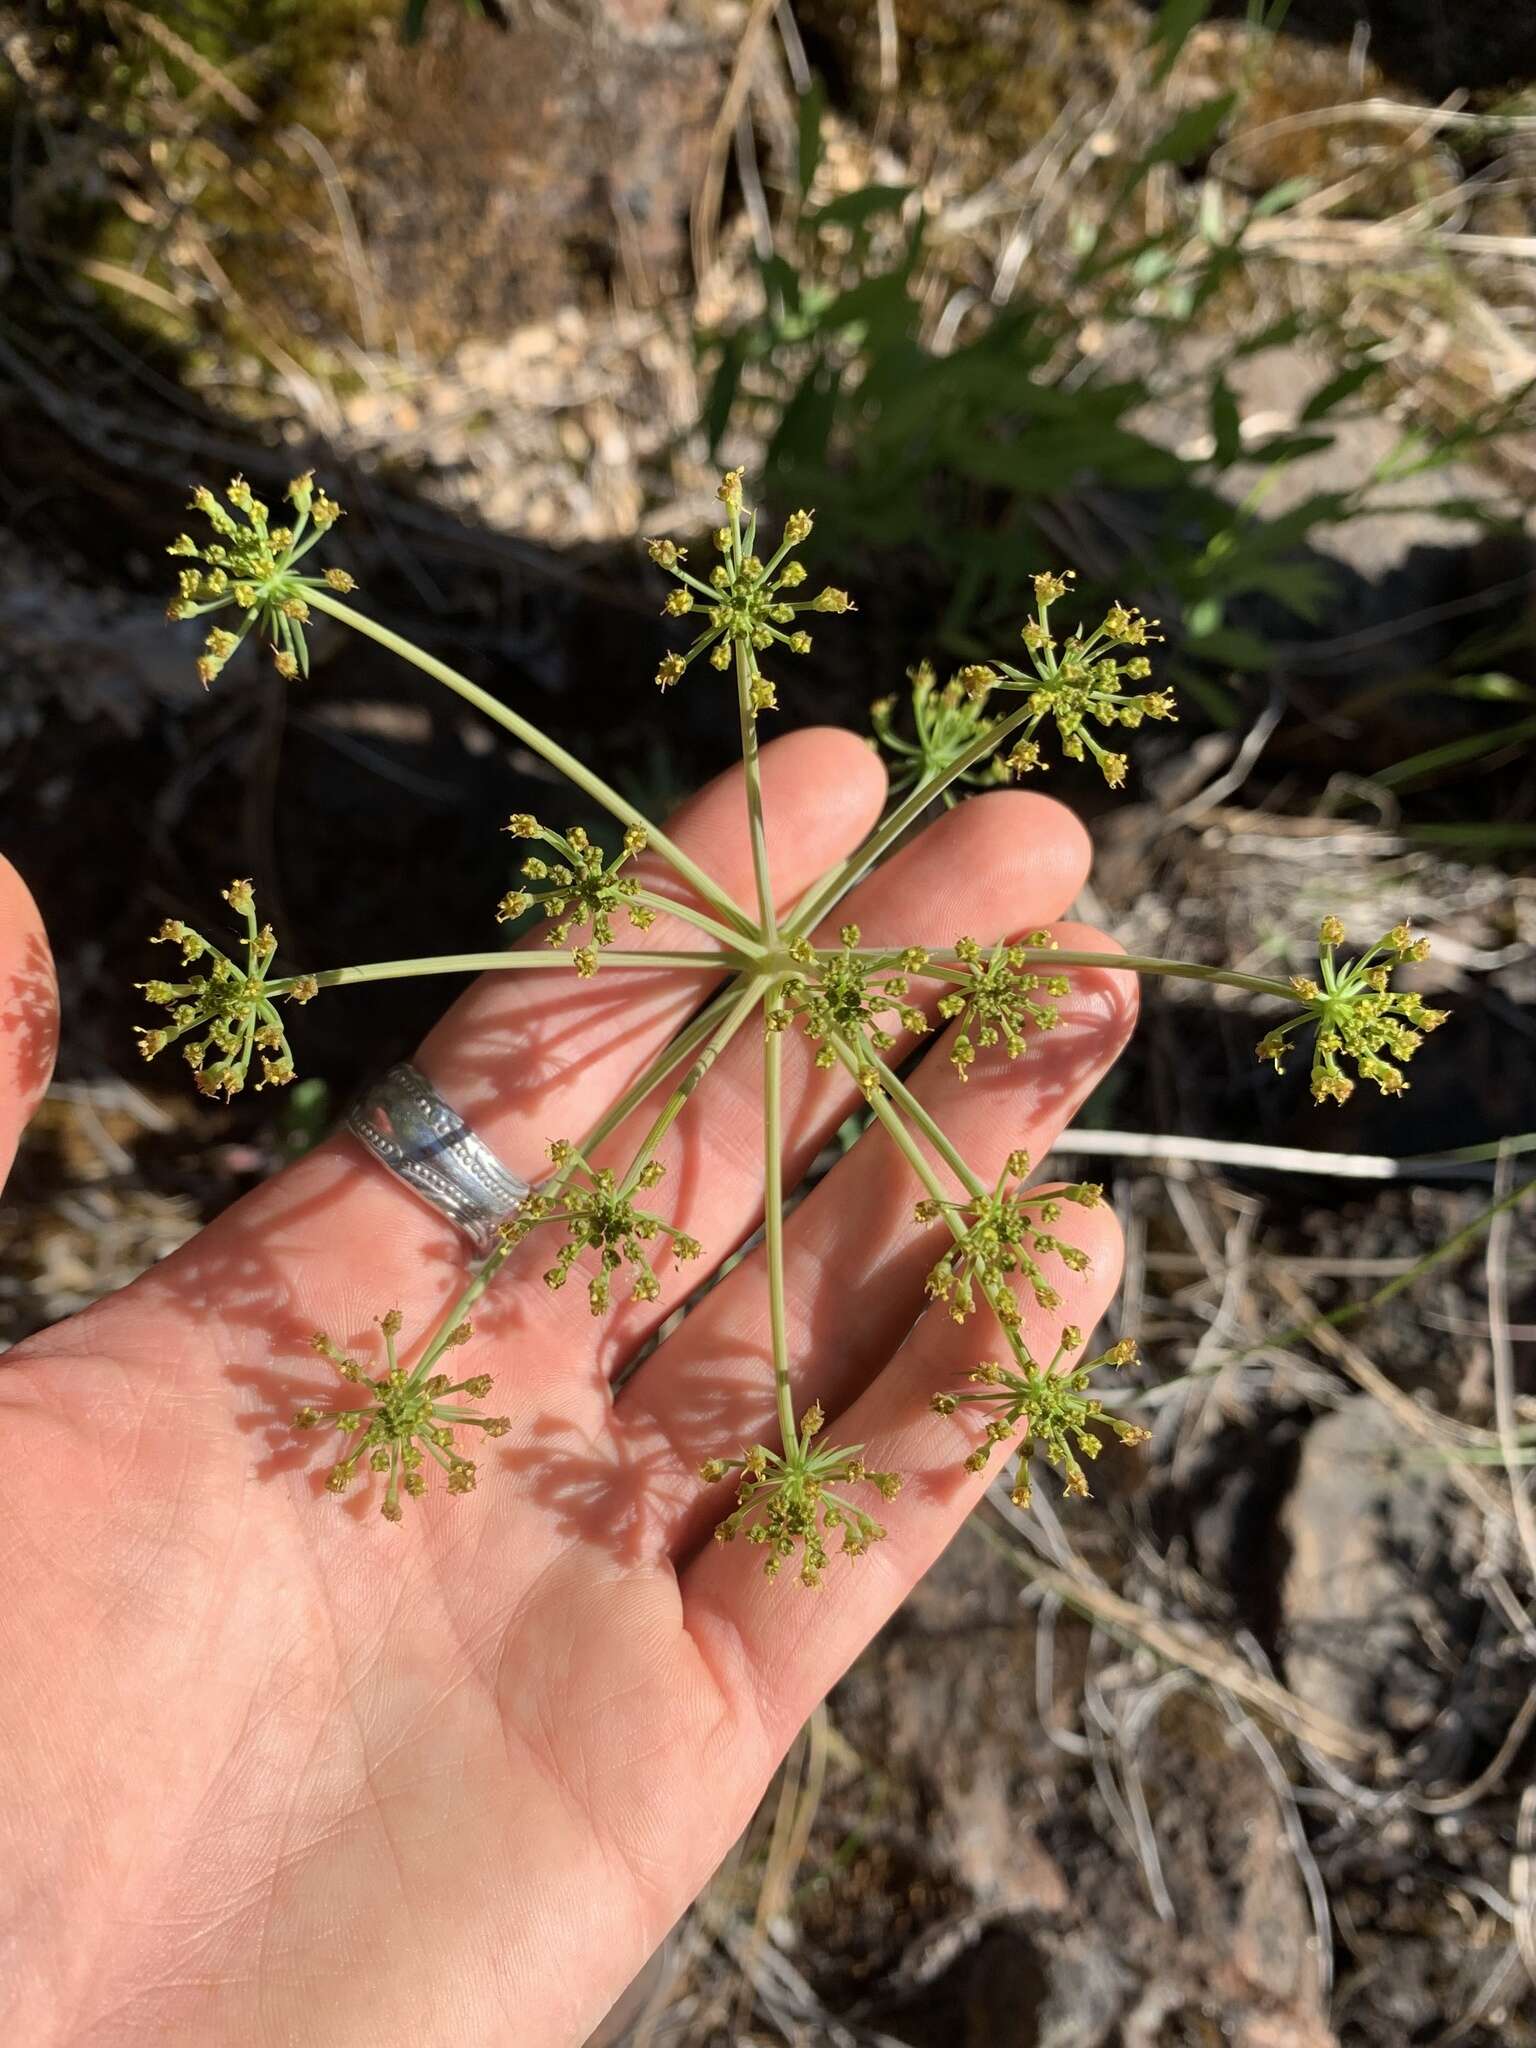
top-left (1488, 1149), bottom-right (1536, 1588)
top-left (1266, 1264), bottom-right (1510, 1514)
top-left (692, 0), bottom-right (778, 285)
top-left (977, 1514), bottom-right (1374, 1763)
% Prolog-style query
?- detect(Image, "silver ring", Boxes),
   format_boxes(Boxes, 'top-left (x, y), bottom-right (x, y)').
top-left (346, 1062), bottom-right (532, 1256)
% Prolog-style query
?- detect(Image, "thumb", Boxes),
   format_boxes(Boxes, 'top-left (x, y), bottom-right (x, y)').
top-left (0, 854), bottom-right (59, 1190)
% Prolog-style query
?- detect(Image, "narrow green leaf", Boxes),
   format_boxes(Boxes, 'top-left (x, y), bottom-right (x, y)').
top-left (1376, 714), bottom-right (1536, 790)
top-left (1210, 377), bottom-right (1242, 467)
top-left (702, 336), bottom-right (747, 455)
top-left (1148, 0), bottom-right (1213, 83)
top-left (1449, 672), bottom-right (1533, 704)
top-left (1184, 623), bottom-right (1276, 669)
top-left (810, 184), bottom-right (912, 232)
top-left (1135, 93), bottom-right (1236, 176)
top-left (1251, 174), bottom-right (1318, 217)
top-left (1299, 358), bottom-right (1379, 423)
top-left (797, 80), bottom-right (826, 196)
top-left (1407, 822), bottom-right (1536, 848)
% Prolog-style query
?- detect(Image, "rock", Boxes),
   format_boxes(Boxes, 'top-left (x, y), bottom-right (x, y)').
top-left (1279, 1396), bottom-right (1456, 1741)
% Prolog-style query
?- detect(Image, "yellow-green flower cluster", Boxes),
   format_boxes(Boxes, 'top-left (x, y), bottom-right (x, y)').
top-left (964, 571), bottom-right (1175, 786)
top-left (136, 879), bottom-right (316, 1099)
top-left (702, 1403), bottom-right (901, 1587)
top-left (767, 927), bottom-right (931, 1069)
top-left (934, 933), bottom-right (1070, 1078)
top-left (646, 471), bottom-right (853, 716)
top-left (166, 473), bottom-right (351, 685)
top-left (870, 661), bottom-right (1011, 802)
top-left (1256, 917), bottom-right (1449, 1105)
top-left (296, 1312), bottom-right (510, 1522)
top-left (498, 815), bottom-right (652, 975)
top-left (932, 1330), bottom-right (1147, 1508)
top-left (918, 1150), bottom-right (1102, 1324)
top-left (504, 1140), bottom-right (703, 1314)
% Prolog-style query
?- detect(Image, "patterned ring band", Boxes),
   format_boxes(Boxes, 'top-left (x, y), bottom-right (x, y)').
top-left (345, 1062), bottom-right (532, 1257)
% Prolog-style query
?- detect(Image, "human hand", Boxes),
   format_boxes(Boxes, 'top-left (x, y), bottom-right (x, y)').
top-left (0, 728), bottom-right (1132, 2047)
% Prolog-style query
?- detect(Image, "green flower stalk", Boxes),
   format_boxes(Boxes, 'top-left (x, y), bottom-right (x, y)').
top-left (932, 1330), bottom-right (1149, 1509)
top-left (870, 662), bottom-right (1011, 802)
top-left (647, 472), bottom-right (852, 716)
top-left (296, 1310), bottom-right (510, 1522)
top-left (137, 879), bottom-right (315, 1098)
top-left (1256, 918), bottom-right (1449, 1104)
top-left (946, 570), bottom-right (1176, 788)
top-left (919, 1151), bottom-right (1103, 1324)
top-left (166, 472), bottom-right (351, 683)
top-left (702, 1402), bottom-right (901, 1588)
top-left (144, 470), bottom-right (1455, 1565)
top-left (503, 1140), bottom-right (704, 1315)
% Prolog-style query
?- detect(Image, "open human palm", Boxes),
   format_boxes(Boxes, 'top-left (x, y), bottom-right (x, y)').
top-left (0, 728), bottom-right (1132, 2047)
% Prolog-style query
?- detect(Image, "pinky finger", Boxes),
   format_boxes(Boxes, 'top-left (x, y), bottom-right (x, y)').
top-left (680, 1201), bottom-right (1124, 1755)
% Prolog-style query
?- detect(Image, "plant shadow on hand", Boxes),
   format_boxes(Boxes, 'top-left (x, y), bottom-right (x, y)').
top-left (1, 930), bottom-right (61, 1111)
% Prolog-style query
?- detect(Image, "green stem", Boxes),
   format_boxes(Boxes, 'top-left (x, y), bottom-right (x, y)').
top-left (617, 976), bottom-right (768, 1197)
top-left (785, 703), bottom-right (1038, 938)
top-left (308, 588), bottom-right (760, 942)
top-left (631, 892), bottom-right (753, 951)
top-left (764, 1020), bottom-right (796, 1452)
top-left (862, 1041), bottom-right (987, 1199)
top-left (578, 982), bottom-right (749, 1157)
top-left (825, 1031), bottom-right (956, 1212)
top-left (272, 949), bottom-right (742, 996)
top-left (736, 641), bottom-right (778, 941)
top-left (1016, 949), bottom-right (1293, 1000)
top-left (836, 945), bottom-right (1296, 1003)
top-left (407, 1244), bottom-right (515, 1389)
top-left (405, 981), bottom-right (755, 1389)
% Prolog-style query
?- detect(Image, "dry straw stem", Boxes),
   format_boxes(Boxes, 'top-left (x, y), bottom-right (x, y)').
top-left (978, 1515), bottom-right (1374, 1765)
top-left (1267, 1264), bottom-right (1512, 1527)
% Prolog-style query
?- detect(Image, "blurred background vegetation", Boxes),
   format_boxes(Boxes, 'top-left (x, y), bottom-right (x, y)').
top-left (3, 3), bottom-right (1536, 2043)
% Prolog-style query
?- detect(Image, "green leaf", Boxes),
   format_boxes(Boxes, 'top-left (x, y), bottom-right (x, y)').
top-left (769, 360), bottom-right (842, 472)
top-left (1251, 174), bottom-right (1318, 217)
top-left (1134, 93), bottom-right (1236, 176)
top-left (1238, 429), bottom-right (1337, 464)
top-left (1168, 662), bottom-right (1242, 725)
top-left (1231, 311), bottom-right (1306, 357)
top-left (1210, 377), bottom-right (1242, 467)
top-left (1375, 714), bottom-right (1536, 791)
top-left (1184, 623), bottom-right (1277, 670)
top-left (1407, 821), bottom-right (1536, 849)
top-left (1449, 672), bottom-right (1533, 704)
top-left (759, 253), bottom-right (802, 321)
top-left (1148, 0), bottom-right (1213, 83)
top-left (1233, 558), bottom-right (1335, 620)
top-left (810, 184), bottom-right (912, 232)
top-left (702, 336), bottom-right (747, 455)
top-left (797, 79), bottom-right (826, 197)
top-left (1299, 358), bottom-right (1379, 423)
